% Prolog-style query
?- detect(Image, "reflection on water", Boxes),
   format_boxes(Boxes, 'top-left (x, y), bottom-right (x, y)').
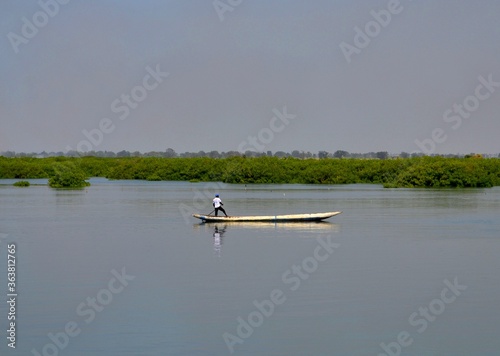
top-left (212, 225), bottom-right (226, 257)
top-left (193, 221), bottom-right (340, 232)
top-left (195, 221), bottom-right (340, 257)
top-left (192, 220), bottom-right (340, 258)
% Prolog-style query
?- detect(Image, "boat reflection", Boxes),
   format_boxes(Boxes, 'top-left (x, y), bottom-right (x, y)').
top-left (212, 225), bottom-right (226, 257)
top-left (193, 221), bottom-right (340, 233)
top-left (194, 221), bottom-right (340, 257)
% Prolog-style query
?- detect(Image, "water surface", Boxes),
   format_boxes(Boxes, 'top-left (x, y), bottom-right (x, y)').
top-left (0, 180), bottom-right (499, 355)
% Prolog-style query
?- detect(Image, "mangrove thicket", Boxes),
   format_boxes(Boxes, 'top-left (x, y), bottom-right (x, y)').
top-left (0, 156), bottom-right (499, 188)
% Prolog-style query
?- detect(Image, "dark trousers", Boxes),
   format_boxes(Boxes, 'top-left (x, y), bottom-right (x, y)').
top-left (215, 207), bottom-right (227, 216)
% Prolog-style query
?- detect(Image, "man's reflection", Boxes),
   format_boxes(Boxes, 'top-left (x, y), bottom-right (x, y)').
top-left (213, 225), bottom-right (226, 257)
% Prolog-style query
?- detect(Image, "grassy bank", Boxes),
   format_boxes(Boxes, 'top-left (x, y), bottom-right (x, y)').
top-left (1, 156), bottom-right (499, 188)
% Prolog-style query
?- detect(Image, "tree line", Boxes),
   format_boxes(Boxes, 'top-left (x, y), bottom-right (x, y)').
top-left (1, 155), bottom-right (499, 188)
top-left (2, 149), bottom-right (499, 159)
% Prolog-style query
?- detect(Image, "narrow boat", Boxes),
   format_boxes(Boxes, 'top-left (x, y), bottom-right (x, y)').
top-left (192, 211), bottom-right (342, 223)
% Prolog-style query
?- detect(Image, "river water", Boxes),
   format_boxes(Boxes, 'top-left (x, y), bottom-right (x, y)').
top-left (0, 179), bottom-right (499, 355)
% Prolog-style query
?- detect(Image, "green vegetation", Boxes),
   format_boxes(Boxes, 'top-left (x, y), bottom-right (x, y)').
top-left (48, 162), bottom-right (91, 188)
top-left (13, 180), bottom-right (30, 187)
top-left (0, 156), bottom-right (499, 188)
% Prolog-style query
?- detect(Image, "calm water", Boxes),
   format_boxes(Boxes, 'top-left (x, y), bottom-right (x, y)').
top-left (0, 179), bottom-right (499, 355)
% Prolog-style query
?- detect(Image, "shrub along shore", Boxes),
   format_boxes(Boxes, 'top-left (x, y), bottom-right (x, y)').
top-left (1, 156), bottom-right (499, 188)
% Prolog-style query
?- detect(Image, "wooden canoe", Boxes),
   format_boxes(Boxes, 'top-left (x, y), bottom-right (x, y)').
top-left (192, 211), bottom-right (342, 222)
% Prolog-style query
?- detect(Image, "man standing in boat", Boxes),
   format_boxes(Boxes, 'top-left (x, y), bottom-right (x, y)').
top-left (213, 194), bottom-right (228, 217)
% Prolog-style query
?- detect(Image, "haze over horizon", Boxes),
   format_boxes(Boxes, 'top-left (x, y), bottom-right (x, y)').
top-left (1, 0), bottom-right (499, 155)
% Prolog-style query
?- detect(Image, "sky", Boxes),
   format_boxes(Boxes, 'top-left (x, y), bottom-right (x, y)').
top-left (1, 0), bottom-right (499, 155)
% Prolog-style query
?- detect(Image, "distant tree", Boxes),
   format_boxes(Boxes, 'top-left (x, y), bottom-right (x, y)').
top-left (400, 152), bottom-right (410, 158)
top-left (318, 151), bottom-right (329, 159)
top-left (290, 150), bottom-right (311, 159)
top-left (164, 148), bottom-right (177, 158)
top-left (226, 151), bottom-right (241, 157)
top-left (274, 151), bottom-right (288, 158)
top-left (376, 151), bottom-right (388, 160)
top-left (244, 151), bottom-right (258, 157)
top-left (117, 150), bottom-right (130, 157)
top-left (334, 150), bottom-right (349, 159)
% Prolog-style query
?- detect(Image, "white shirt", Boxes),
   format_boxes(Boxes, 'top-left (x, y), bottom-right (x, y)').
top-left (213, 197), bottom-right (222, 208)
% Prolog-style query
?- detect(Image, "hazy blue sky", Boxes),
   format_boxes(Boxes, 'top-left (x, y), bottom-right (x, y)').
top-left (1, 0), bottom-right (499, 154)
